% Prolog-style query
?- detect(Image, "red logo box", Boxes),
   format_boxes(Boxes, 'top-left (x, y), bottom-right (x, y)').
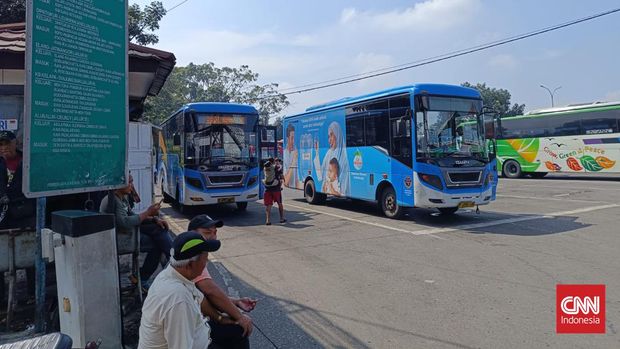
top-left (556, 284), bottom-right (605, 334)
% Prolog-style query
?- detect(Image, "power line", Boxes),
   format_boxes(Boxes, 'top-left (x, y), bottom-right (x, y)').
top-left (273, 7), bottom-right (620, 97)
top-left (166, 0), bottom-right (190, 12)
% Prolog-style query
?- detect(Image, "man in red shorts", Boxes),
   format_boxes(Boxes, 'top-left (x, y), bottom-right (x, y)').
top-left (264, 158), bottom-right (286, 225)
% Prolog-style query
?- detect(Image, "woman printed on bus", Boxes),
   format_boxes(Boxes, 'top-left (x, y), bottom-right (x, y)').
top-left (283, 124), bottom-right (300, 189)
top-left (314, 121), bottom-right (350, 195)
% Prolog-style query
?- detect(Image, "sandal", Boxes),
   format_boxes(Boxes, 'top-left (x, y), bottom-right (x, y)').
top-left (280, 219), bottom-right (287, 223)
top-left (266, 222), bottom-right (272, 225)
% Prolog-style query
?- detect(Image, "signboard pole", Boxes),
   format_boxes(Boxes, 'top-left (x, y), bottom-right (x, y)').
top-left (34, 197), bottom-right (46, 332)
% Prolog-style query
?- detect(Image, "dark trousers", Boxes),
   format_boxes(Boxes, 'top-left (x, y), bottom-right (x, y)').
top-left (208, 320), bottom-right (250, 349)
top-left (139, 222), bottom-right (172, 282)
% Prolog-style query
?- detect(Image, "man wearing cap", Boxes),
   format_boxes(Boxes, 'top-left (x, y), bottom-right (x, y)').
top-left (189, 214), bottom-right (257, 349)
top-left (139, 231), bottom-right (221, 349)
top-left (0, 131), bottom-right (35, 228)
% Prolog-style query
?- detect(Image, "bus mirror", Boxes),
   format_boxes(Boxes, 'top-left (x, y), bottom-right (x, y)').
top-left (173, 134), bottom-right (181, 146)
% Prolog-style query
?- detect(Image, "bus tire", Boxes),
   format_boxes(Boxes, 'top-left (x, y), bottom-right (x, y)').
top-left (502, 159), bottom-right (522, 178)
top-left (529, 172), bottom-right (547, 179)
top-left (304, 179), bottom-right (325, 205)
top-left (236, 202), bottom-right (248, 211)
top-left (175, 187), bottom-right (187, 214)
top-left (162, 184), bottom-right (173, 203)
top-left (438, 207), bottom-right (459, 215)
top-left (380, 186), bottom-right (403, 219)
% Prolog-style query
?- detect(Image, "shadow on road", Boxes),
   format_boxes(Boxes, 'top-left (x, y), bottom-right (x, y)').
top-left (209, 262), bottom-right (479, 349)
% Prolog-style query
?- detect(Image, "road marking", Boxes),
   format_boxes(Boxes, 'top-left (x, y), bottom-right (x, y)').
top-left (410, 204), bottom-right (619, 235)
top-left (497, 194), bottom-right (608, 204)
top-left (287, 202), bottom-right (619, 237)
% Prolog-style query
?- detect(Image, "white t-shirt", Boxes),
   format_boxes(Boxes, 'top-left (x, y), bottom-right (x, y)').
top-left (138, 266), bottom-right (210, 349)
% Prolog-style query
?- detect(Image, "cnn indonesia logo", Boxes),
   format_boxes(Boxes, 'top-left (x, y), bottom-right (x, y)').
top-left (556, 284), bottom-right (605, 334)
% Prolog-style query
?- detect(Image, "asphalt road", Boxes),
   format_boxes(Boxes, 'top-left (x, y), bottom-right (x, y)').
top-left (161, 174), bottom-right (620, 349)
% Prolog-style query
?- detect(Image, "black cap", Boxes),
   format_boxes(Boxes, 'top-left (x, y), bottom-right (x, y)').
top-left (188, 214), bottom-right (223, 231)
top-left (0, 131), bottom-right (15, 141)
top-left (171, 231), bottom-right (221, 260)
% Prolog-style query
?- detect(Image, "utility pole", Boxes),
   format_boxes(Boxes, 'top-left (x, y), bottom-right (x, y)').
top-left (540, 84), bottom-right (561, 107)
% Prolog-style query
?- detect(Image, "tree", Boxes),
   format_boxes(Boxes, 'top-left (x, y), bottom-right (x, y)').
top-left (461, 82), bottom-right (525, 117)
top-left (0, 0), bottom-right (25, 25)
top-left (144, 63), bottom-right (289, 125)
top-left (0, 0), bottom-right (166, 45)
top-left (128, 1), bottom-right (166, 45)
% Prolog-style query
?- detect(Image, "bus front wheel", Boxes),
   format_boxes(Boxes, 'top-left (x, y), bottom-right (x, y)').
top-left (304, 180), bottom-right (326, 205)
top-left (380, 187), bottom-right (403, 219)
top-left (162, 183), bottom-right (173, 203)
top-left (236, 202), bottom-right (248, 211)
top-left (503, 160), bottom-right (522, 178)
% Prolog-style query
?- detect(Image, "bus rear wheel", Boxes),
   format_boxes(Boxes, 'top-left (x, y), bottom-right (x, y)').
top-left (236, 202), bottom-right (248, 211)
top-left (503, 160), bottom-right (522, 178)
top-left (304, 179), bottom-right (325, 205)
top-left (438, 207), bottom-right (459, 215)
top-left (380, 187), bottom-right (403, 219)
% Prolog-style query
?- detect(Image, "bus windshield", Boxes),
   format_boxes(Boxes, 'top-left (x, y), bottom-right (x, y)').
top-left (186, 113), bottom-right (258, 171)
top-left (416, 97), bottom-right (487, 164)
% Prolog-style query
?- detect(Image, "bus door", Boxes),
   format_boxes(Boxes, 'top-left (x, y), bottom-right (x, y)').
top-left (258, 126), bottom-right (278, 199)
top-left (483, 110), bottom-right (499, 198)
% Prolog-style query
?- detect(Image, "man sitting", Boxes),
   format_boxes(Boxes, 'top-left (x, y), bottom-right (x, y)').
top-left (139, 231), bottom-right (221, 348)
top-left (100, 174), bottom-right (172, 288)
top-left (189, 214), bottom-right (257, 349)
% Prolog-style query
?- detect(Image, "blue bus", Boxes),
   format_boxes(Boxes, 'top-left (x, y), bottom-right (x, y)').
top-left (159, 102), bottom-right (266, 212)
top-left (283, 84), bottom-right (499, 218)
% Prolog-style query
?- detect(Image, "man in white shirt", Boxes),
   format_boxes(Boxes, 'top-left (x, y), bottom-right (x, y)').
top-left (138, 231), bottom-right (221, 349)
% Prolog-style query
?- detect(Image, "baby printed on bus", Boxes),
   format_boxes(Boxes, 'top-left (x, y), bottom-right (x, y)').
top-left (322, 157), bottom-right (342, 196)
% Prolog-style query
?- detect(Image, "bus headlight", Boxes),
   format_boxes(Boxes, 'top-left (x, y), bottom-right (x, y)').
top-left (247, 175), bottom-right (258, 187)
top-left (418, 173), bottom-right (443, 191)
top-left (185, 177), bottom-right (203, 190)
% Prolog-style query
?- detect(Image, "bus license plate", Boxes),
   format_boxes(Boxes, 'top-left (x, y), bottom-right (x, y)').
top-left (217, 197), bottom-right (235, 203)
top-left (458, 201), bottom-right (475, 208)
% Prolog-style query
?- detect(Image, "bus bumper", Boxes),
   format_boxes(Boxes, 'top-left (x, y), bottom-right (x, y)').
top-left (181, 185), bottom-right (260, 206)
top-left (413, 174), bottom-right (494, 209)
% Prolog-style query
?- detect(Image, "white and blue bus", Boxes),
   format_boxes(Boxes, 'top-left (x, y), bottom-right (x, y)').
top-left (159, 103), bottom-right (268, 212)
top-left (283, 84), bottom-right (499, 218)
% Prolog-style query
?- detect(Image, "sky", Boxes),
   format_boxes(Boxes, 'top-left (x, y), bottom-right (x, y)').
top-left (133, 0), bottom-right (620, 119)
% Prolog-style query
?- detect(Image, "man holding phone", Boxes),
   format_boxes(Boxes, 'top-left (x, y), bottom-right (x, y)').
top-left (100, 174), bottom-right (173, 290)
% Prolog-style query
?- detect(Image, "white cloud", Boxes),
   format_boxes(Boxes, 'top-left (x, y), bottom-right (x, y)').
top-left (339, 0), bottom-right (481, 32)
top-left (488, 54), bottom-right (518, 70)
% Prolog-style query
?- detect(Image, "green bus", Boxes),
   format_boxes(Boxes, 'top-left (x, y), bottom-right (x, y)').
top-left (496, 101), bottom-right (620, 178)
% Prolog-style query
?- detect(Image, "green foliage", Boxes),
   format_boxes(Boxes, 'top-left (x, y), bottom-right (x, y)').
top-left (461, 82), bottom-right (525, 117)
top-left (144, 63), bottom-right (289, 125)
top-left (128, 1), bottom-right (166, 45)
top-left (0, 1), bottom-right (166, 45)
top-left (0, 0), bottom-right (25, 24)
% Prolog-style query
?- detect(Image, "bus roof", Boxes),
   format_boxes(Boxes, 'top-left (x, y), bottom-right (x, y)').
top-left (178, 102), bottom-right (258, 115)
top-left (525, 100), bottom-right (620, 116)
top-left (299, 83), bottom-right (480, 115)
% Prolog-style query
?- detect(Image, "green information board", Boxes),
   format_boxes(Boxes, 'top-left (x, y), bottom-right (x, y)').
top-left (24, 0), bottom-right (128, 197)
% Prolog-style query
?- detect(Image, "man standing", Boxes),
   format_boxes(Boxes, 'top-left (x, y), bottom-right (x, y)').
top-left (139, 231), bottom-right (221, 349)
top-left (0, 131), bottom-right (35, 228)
